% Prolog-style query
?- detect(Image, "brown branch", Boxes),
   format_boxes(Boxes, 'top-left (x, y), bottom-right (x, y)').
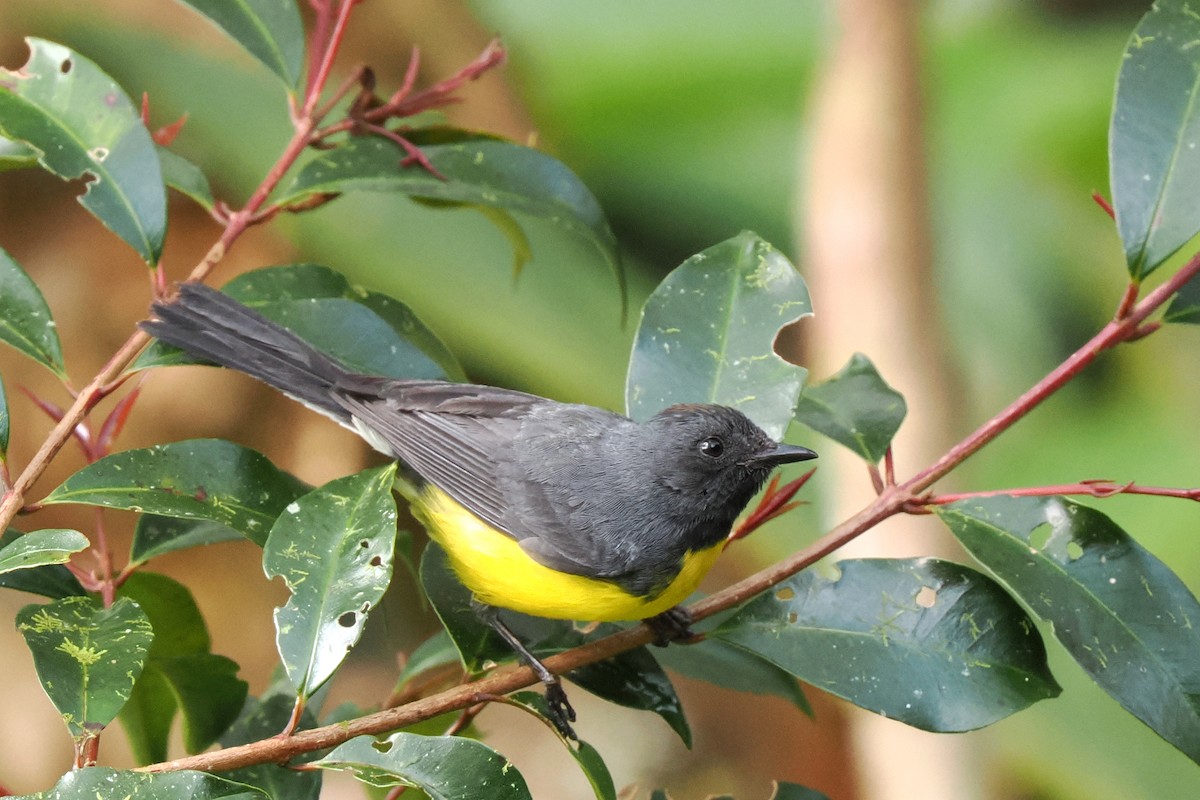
top-left (923, 480), bottom-right (1200, 505)
top-left (138, 237), bottom-right (1200, 777)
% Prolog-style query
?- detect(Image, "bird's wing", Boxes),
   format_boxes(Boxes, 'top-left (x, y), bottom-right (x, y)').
top-left (332, 379), bottom-right (540, 533)
top-left (332, 379), bottom-right (636, 581)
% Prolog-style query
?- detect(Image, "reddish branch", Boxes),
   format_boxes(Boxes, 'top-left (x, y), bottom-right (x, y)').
top-left (923, 479), bottom-right (1200, 505)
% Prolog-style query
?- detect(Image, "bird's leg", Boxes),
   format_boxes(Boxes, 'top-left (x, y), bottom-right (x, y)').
top-left (473, 602), bottom-right (577, 740)
top-left (644, 605), bottom-right (696, 647)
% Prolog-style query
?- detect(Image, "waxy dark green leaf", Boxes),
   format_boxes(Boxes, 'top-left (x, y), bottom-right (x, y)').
top-left (174, 0), bottom-right (304, 88)
top-left (0, 528), bottom-right (88, 576)
top-left (159, 146), bottom-right (215, 211)
top-left (220, 690), bottom-right (322, 799)
top-left (420, 544), bottom-right (691, 745)
top-left (714, 558), bottom-right (1060, 732)
top-left (0, 529), bottom-right (86, 598)
top-left (652, 630), bottom-right (811, 715)
top-left (118, 572), bottom-right (247, 763)
top-left (1165, 270), bottom-right (1200, 323)
top-left (0, 246), bottom-right (65, 377)
top-left (1110, 0), bottom-right (1200, 278)
top-left (278, 134), bottom-right (623, 307)
top-left (136, 263), bottom-right (463, 380)
top-left (264, 464), bottom-right (398, 698)
top-left (23, 767), bottom-right (267, 799)
top-left (17, 596), bottom-right (154, 740)
top-left (626, 231), bottom-right (811, 439)
top-left (0, 39), bottom-right (166, 263)
top-left (938, 495), bottom-right (1200, 763)
top-left (313, 732), bottom-right (531, 799)
top-left (41, 439), bottom-right (307, 546)
top-left (794, 352), bottom-right (906, 464)
top-left (508, 690), bottom-right (617, 800)
top-left (130, 514), bottom-right (243, 566)
top-left (0, 134), bottom-right (37, 170)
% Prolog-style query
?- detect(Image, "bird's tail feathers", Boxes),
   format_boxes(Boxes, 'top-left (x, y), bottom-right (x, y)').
top-left (141, 283), bottom-right (355, 423)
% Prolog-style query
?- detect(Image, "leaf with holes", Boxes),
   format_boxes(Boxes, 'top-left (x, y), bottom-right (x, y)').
top-left (174, 0), bottom-right (304, 88)
top-left (0, 39), bottom-right (166, 263)
top-left (0, 528), bottom-right (88, 576)
top-left (714, 558), bottom-right (1060, 732)
top-left (135, 263), bottom-right (464, 380)
top-left (1110, 0), bottom-right (1200, 278)
top-left (794, 352), bottom-right (906, 464)
top-left (117, 572), bottom-right (246, 764)
top-left (938, 495), bottom-right (1200, 764)
top-left (313, 732), bottom-right (531, 799)
top-left (17, 596), bottom-right (154, 741)
top-left (41, 439), bottom-right (307, 546)
top-left (277, 134), bottom-right (623, 310)
top-left (626, 231), bottom-right (811, 439)
top-left (24, 767), bottom-right (268, 799)
top-left (265, 464), bottom-right (398, 699)
top-left (0, 246), bottom-right (66, 378)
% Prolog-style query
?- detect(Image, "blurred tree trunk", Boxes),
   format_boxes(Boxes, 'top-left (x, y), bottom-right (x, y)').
top-left (798, 1), bottom-right (974, 798)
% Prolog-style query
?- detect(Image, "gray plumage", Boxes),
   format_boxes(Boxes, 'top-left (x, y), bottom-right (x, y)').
top-left (142, 283), bottom-right (816, 598)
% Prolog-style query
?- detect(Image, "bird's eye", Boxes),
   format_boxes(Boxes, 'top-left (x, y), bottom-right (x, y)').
top-left (698, 436), bottom-right (724, 457)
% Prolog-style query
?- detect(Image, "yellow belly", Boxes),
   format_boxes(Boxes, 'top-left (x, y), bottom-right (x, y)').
top-left (416, 484), bottom-right (722, 621)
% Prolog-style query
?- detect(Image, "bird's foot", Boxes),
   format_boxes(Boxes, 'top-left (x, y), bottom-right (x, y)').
top-left (544, 679), bottom-right (578, 740)
top-left (645, 606), bottom-right (697, 647)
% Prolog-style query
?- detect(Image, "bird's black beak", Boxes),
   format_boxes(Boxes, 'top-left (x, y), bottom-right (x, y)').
top-left (754, 443), bottom-right (818, 466)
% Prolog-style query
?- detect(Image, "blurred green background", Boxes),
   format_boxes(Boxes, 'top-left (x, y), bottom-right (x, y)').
top-left (1, 0), bottom-right (1198, 798)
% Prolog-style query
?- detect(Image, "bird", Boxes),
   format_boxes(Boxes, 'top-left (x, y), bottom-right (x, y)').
top-left (141, 282), bottom-right (817, 737)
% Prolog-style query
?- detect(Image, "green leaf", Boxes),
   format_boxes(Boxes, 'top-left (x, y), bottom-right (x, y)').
top-left (626, 231), bottom-right (811, 439)
top-left (313, 732), bottom-right (531, 799)
top-left (652, 630), bottom-right (811, 715)
top-left (420, 544), bottom-right (691, 744)
top-left (507, 691), bottom-right (616, 800)
top-left (1110, 1), bottom-right (1200, 278)
top-left (136, 263), bottom-right (464, 380)
top-left (41, 439), bottom-right (308, 546)
top-left (0, 134), bottom-right (37, 170)
top-left (0, 529), bottom-right (86, 598)
top-left (0, 246), bottom-right (66, 378)
top-left (158, 145), bottom-right (215, 211)
top-left (0, 39), bottom-right (166, 264)
top-left (130, 514), bottom-right (243, 566)
top-left (0, 528), bottom-right (88, 576)
top-left (220, 691), bottom-right (322, 799)
top-left (1165, 270), bottom-right (1200, 323)
top-left (278, 134), bottom-right (623, 308)
top-left (937, 496), bottom-right (1200, 763)
top-left (117, 572), bottom-right (247, 763)
top-left (21, 767), bottom-right (268, 799)
top-left (264, 464), bottom-right (399, 698)
top-left (174, 0), bottom-right (304, 89)
top-left (772, 784), bottom-right (832, 800)
top-left (394, 629), bottom-right (461, 694)
top-left (714, 558), bottom-right (1060, 732)
top-left (17, 596), bottom-right (154, 741)
top-left (793, 353), bottom-right (906, 464)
